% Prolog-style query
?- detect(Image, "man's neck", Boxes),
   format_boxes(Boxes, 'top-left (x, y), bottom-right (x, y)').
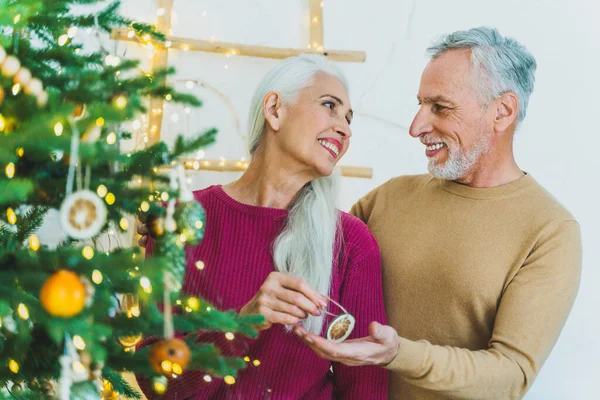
top-left (454, 155), bottom-right (524, 188)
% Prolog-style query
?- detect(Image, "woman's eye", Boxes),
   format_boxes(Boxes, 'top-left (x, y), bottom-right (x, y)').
top-left (345, 118), bottom-right (352, 125)
top-left (323, 101), bottom-right (335, 110)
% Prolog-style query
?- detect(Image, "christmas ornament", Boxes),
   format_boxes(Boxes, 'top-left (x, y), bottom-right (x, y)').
top-left (14, 67), bottom-right (31, 86)
top-left (36, 90), bottom-right (48, 107)
top-left (119, 293), bottom-right (140, 318)
top-left (117, 334), bottom-right (143, 349)
top-left (81, 124), bottom-right (101, 143)
top-left (145, 213), bottom-right (166, 238)
top-left (59, 190), bottom-right (107, 240)
top-left (1, 55), bottom-right (20, 77)
top-left (116, 293), bottom-right (143, 348)
top-left (323, 297), bottom-right (355, 343)
top-left (101, 380), bottom-right (118, 400)
top-left (72, 104), bottom-right (87, 120)
top-left (40, 270), bottom-right (86, 317)
top-left (0, 45), bottom-right (5, 64)
top-left (0, 87), bottom-right (4, 105)
top-left (148, 338), bottom-right (190, 376)
top-left (24, 78), bottom-right (43, 96)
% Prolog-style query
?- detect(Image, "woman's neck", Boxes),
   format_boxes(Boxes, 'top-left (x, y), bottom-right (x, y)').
top-left (222, 153), bottom-right (316, 209)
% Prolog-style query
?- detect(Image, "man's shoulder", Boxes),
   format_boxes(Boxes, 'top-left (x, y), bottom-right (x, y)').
top-left (371, 173), bottom-right (433, 198)
top-left (526, 177), bottom-right (578, 224)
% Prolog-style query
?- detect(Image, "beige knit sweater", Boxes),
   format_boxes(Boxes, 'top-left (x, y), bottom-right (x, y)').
top-left (350, 174), bottom-right (581, 400)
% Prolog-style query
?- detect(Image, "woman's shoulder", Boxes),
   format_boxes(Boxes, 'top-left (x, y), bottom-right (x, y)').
top-left (338, 211), bottom-right (380, 260)
top-left (192, 185), bottom-right (221, 203)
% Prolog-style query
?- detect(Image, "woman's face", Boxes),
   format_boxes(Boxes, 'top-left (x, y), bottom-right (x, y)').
top-left (267, 73), bottom-right (353, 178)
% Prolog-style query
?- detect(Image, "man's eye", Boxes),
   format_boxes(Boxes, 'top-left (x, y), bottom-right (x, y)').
top-left (432, 104), bottom-right (447, 113)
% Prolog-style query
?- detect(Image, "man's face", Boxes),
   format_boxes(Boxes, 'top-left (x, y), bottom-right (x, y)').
top-left (410, 49), bottom-right (495, 180)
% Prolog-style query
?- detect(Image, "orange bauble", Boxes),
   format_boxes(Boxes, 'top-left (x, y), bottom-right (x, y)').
top-left (40, 270), bottom-right (86, 317)
top-left (149, 339), bottom-right (190, 376)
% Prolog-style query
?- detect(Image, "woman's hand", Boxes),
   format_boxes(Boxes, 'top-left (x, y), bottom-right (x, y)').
top-left (239, 272), bottom-right (328, 331)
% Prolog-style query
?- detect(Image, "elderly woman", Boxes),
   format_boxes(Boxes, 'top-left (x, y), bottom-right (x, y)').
top-left (139, 54), bottom-right (387, 399)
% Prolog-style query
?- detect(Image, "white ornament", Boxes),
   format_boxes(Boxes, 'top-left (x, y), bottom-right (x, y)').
top-left (24, 78), bottom-right (43, 96)
top-left (59, 190), bottom-right (107, 240)
top-left (326, 313), bottom-right (355, 343)
top-left (37, 91), bottom-right (49, 107)
top-left (58, 354), bottom-right (72, 400)
top-left (14, 67), bottom-right (31, 86)
top-left (81, 124), bottom-right (101, 143)
top-left (1, 55), bottom-right (20, 77)
top-left (0, 46), bottom-right (6, 64)
top-left (52, 149), bottom-right (64, 162)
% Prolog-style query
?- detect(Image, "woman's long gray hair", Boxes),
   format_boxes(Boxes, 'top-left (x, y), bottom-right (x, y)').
top-left (247, 54), bottom-right (348, 334)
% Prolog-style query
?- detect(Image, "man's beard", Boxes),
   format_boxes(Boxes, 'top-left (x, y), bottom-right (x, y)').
top-left (428, 132), bottom-right (492, 180)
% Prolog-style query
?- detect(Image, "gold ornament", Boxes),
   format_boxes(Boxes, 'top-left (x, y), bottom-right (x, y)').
top-left (59, 190), bottom-right (107, 240)
top-left (117, 293), bottom-right (144, 348)
top-left (1, 55), bottom-right (20, 77)
top-left (40, 270), bottom-right (86, 317)
top-left (0, 87), bottom-right (4, 106)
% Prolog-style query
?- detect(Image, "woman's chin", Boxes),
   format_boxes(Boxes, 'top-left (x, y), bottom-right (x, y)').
top-left (314, 162), bottom-right (337, 178)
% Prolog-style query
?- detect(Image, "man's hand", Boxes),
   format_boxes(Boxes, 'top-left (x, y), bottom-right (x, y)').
top-left (137, 222), bottom-right (149, 247)
top-left (294, 321), bottom-right (400, 366)
top-left (239, 272), bottom-right (328, 332)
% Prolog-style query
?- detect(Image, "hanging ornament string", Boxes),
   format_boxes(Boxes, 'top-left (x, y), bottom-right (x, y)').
top-left (320, 295), bottom-right (349, 318)
top-left (66, 117), bottom-right (80, 196)
top-left (162, 167), bottom-right (181, 340)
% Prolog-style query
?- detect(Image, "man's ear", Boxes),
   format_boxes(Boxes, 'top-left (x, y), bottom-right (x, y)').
top-left (264, 92), bottom-right (284, 131)
top-left (493, 92), bottom-right (519, 132)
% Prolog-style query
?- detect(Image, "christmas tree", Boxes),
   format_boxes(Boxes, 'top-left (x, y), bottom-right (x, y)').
top-left (0, 0), bottom-right (261, 398)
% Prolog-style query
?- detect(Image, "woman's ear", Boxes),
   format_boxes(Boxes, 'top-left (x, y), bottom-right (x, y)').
top-left (264, 92), bottom-right (283, 131)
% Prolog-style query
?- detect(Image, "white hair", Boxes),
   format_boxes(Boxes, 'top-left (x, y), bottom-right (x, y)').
top-left (247, 54), bottom-right (348, 334)
top-left (427, 27), bottom-right (536, 123)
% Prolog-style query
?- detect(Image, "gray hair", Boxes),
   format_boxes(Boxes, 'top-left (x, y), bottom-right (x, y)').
top-left (247, 54), bottom-right (347, 335)
top-left (427, 26), bottom-right (536, 122)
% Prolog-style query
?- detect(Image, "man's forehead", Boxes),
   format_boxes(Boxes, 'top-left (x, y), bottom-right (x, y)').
top-left (419, 50), bottom-right (473, 99)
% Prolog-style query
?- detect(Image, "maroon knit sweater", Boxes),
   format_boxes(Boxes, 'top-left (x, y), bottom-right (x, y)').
top-left (140, 185), bottom-right (388, 399)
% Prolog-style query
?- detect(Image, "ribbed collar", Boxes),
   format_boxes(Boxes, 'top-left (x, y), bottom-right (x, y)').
top-left (209, 185), bottom-right (289, 218)
top-left (438, 172), bottom-right (535, 200)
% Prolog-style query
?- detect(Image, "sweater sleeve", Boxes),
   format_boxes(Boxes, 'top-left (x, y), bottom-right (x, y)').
top-left (385, 220), bottom-right (582, 399)
top-left (332, 225), bottom-right (389, 399)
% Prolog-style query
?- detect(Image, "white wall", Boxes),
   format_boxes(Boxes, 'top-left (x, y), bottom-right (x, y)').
top-left (111, 0), bottom-right (599, 398)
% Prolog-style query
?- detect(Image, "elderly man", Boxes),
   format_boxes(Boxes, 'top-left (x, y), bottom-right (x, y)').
top-left (294, 27), bottom-right (582, 399)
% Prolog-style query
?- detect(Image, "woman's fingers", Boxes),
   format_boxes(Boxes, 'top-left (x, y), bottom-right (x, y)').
top-left (262, 296), bottom-right (308, 319)
top-left (267, 273), bottom-right (327, 315)
top-left (263, 309), bottom-right (302, 326)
